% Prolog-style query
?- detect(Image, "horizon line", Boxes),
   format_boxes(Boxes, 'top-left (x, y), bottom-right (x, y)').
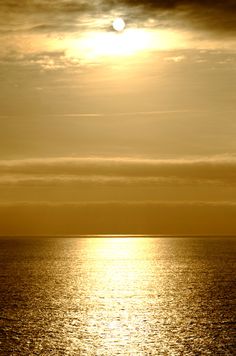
top-left (0, 234), bottom-right (236, 238)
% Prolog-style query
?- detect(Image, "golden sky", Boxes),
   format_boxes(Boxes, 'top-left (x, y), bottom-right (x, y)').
top-left (0, 0), bottom-right (236, 235)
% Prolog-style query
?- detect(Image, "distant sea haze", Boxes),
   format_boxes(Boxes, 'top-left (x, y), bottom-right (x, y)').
top-left (1, 236), bottom-right (235, 355)
top-left (1, 198), bottom-right (236, 236)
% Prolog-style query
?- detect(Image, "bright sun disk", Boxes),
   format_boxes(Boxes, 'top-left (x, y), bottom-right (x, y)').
top-left (113, 18), bottom-right (126, 32)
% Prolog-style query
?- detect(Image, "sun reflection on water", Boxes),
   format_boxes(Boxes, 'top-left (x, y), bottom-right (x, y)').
top-left (78, 237), bottom-right (154, 354)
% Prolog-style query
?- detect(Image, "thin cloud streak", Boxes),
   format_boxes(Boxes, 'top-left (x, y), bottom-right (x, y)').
top-left (0, 174), bottom-right (224, 187)
top-left (1, 200), bottom-right (236, 207)
top-left (48, 110), bottom-right (196, 119)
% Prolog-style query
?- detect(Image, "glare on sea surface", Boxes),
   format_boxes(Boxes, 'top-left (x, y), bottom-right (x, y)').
top-left (74, 237), bottom-right (154, 354)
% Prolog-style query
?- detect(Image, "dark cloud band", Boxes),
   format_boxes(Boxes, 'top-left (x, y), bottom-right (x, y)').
top-left (0, 0), bottom-right (236, 34)
top-left (116, 0), bottom-right (236, 34)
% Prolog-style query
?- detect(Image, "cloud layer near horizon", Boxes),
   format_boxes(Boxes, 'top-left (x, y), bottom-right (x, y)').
top-left (0, 156), bottom-right (236, 186)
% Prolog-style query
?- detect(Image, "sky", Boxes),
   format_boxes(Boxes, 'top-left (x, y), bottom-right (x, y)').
top-left (0, 0), bottom-right (236, 235)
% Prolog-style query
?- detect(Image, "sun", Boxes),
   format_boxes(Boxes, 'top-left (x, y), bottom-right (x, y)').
top-left (112, 18), bottom-right (126, 32)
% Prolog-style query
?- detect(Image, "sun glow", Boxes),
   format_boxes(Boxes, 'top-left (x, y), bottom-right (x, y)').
top-left (66, 28), bottom-right (153, 60)
top-left (63, 26), bottom-right (189, 66)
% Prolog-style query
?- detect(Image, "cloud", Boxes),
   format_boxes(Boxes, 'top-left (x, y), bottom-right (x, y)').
top-left (0, 1), bottom-right (101, 39)
top-left (1, 200), bottom-right (236, 207)
top-left (164, 55), bottom-right (186, 63)
top-left (0, 0), bottom-right (235, 35)
top-left (0, 0), bottom-right (93, 14)
top-left (0, 156), bottom-right (236, 187)
top-left (114, 0), bottom-right (236, 34)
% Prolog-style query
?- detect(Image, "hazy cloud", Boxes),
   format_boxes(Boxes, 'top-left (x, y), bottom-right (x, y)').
top-left (1, 199), bottom-right (236, 235)
top-left (0, 156), bottom-right (236, 187)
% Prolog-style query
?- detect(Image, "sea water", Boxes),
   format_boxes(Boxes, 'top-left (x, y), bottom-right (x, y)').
top-left (0, 236), bottom-right (235, 355)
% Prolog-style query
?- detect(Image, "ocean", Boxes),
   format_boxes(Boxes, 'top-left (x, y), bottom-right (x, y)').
top-left (0, 236), bottom-right (235, 355)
